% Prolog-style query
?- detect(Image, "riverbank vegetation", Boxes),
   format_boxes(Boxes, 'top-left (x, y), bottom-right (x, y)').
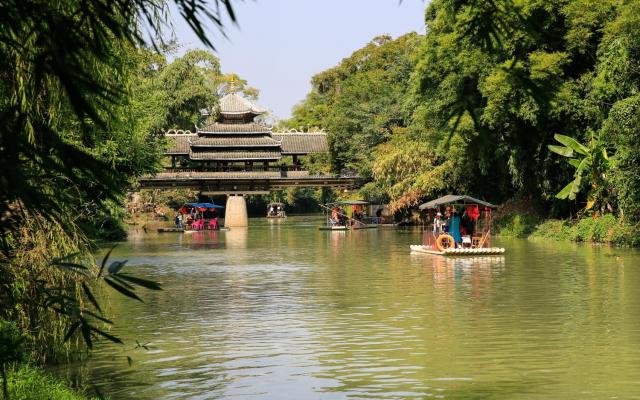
top-left (286, 0), bottom-right (640, 245)
top-left (3, 364), bottom-right (94, 400)
top-left (0, 0), bottom-right (240, 397)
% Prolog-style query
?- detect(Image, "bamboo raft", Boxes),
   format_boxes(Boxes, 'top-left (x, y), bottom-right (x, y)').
top-left (410, 245), bottom-right (505, 256)
top-left (158, 227), bottom-right (230, 233)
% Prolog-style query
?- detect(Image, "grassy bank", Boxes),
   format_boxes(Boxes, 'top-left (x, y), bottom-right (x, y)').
top-left (494, 213), bottom-right (640, 247)
top-left (4, 364), bottom-right (94, 400)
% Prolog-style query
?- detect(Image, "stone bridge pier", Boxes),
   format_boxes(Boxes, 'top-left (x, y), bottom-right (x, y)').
top-left (224, 195), bottom-right (248, 227)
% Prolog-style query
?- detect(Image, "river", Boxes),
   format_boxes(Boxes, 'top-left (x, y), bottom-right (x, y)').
top-left (55, 216), bottom-right (640, 399)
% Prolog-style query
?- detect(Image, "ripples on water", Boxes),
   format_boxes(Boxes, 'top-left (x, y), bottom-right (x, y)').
top-left (54, 217), bottom-right (640, 399)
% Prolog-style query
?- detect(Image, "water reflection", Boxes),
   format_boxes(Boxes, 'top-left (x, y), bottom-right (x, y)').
top-left (224, 227), bottom-right (248, 249)
top-left (56, 218), bottom-right (640, 399)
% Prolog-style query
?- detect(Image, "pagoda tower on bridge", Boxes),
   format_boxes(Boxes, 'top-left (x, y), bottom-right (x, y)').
top-left (162, 92), bottom-right (331, 226)
top-left (166, 92), bottom-right (327, 173)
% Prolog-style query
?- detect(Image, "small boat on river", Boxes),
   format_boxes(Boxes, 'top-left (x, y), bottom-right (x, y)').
top-left (158, 227), bottom-right (230, 233)
top-left (319, 200), bottom-right (380, 231)
top-left (266, 202), bottom-right (287, 219)
top-left (410, 194), bottom-right (506, 256)
top-left (168, 202), bottom-right (226, 232)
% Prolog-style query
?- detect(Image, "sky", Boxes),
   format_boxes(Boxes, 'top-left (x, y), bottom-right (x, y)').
top-left (170, 0), bottom-right (428, 120)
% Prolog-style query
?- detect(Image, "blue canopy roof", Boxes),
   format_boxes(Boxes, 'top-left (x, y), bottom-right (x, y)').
top-left (185, 202), bottom-right (225, 209)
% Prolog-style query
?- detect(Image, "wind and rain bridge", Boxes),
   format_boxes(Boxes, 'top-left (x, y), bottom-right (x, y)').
top-left (138, 92), bottom-right (361, 226)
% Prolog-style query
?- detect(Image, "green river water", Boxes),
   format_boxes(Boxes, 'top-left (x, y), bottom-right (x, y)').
top-left (56, 216), bottom-right (640, 399)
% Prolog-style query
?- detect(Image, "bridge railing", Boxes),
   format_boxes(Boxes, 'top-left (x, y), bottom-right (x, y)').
top-left (164, 165), bottom-right (306, 173)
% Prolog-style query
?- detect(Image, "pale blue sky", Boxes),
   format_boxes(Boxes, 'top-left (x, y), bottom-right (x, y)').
top-left (170, 0), bottom-right (428, 120)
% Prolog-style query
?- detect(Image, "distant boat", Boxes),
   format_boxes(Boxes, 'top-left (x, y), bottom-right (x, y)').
top-left (319, 200), bottom-right (380, 231)
top-left (266, 202), bottom-right (287, 219)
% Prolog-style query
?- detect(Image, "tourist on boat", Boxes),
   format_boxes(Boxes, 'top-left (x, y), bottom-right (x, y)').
top-left (331, 206), bottom-right (339, 224)
top-left (433, 211), bottom-right (444, 233)
top-left (461, 210), bottom-right (474, 236)
top-left (175, 215), bottom-right (181, 228)
top-left (450, 208), bottom-right (462, 244)
top-left (269, 205), bottom-right (276, 216)
top-left (339, 207), bottom-right (347, 225)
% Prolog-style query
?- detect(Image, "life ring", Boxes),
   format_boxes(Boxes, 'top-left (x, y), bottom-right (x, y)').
top-left (436, 234), bottom-right (455, 252)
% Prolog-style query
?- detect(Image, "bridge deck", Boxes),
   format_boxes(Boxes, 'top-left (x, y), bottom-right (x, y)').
top-left (138, 170), bottom-right (362, 194)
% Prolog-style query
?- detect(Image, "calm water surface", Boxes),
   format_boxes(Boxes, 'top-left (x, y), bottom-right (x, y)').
top-left (57, 216), bottom-right (640, 399)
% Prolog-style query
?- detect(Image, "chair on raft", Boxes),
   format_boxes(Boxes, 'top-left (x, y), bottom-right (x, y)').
top-left (208, 218), bottom-right (219, 230)
top-left (192, 219), bottom-right (205, 230)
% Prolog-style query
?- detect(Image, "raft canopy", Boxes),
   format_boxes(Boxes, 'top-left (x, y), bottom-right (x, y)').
top-left (418, 195), bottom-right (496, 210)
top-left (330, 200), bottom-right (370, 206)
top-left (185, 202), bottom-right (225, 209)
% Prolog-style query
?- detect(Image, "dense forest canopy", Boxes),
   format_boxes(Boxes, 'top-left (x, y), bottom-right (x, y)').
top-left (287, 0), bottom-right (640, 223)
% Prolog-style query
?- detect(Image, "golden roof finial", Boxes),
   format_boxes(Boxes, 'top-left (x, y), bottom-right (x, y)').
top-left (228, 75), bottom-right (238, 93)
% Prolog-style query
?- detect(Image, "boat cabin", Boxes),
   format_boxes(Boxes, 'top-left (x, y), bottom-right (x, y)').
top-left (320, 200), bottom-right (379, 230)
top-left (267, 202), bottom-right (286, 218)
top-left (411, 195), bottom-right (505, 255)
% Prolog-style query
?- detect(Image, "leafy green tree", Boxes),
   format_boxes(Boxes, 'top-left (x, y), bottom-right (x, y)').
top-left (284, 34), bottom-right (421, 178)
top-left (548, 134), bottom-right (612, 212)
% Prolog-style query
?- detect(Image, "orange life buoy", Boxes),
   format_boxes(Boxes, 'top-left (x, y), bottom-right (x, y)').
top-left (436, 234), bottom-right (455, 252)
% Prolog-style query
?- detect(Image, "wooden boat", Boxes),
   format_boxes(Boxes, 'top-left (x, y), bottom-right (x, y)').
top-left (266, 202), bottom-right (287, 219)
top-left (410, 194), bottom-right (506, 256)
top-left (319, 200), bottom-right (380, 231)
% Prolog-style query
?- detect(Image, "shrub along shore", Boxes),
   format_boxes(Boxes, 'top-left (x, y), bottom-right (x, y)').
top-left (494, 212), bottom-right (640, 247)
top-left (3, 364), bottom-right (94, 400)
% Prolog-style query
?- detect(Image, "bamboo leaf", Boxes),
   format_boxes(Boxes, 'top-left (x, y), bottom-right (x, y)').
top-left (99, 246), bottom-right (117, 277)
top-left (108, 274), bottom-right (136, 290)
top-left (104, 276), bottom-right (143, 302)
top-left (63, 321), bottom-right (81, 343)
top-left (114, 273), bottom-right (162, 290)
top-left (82, 310), bottom-right (113, 325)
top-left (81, 321), bottom-right (93, 349)
top-left (90, 327), bottom-right (123, 345)
top-left (82, 282), bottom-right (102, 313)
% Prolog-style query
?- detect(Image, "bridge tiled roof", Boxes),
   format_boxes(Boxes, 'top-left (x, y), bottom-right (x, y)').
top-left (219, 92), bottom-right (265, 115)
top-left (189, 149), bottom-right (282, 161)
top-left (166, 135), bottom-right (195, 155)
top-left (272, 132), bottom-right (328, 154)
top-left (189, 136), bottom-right (281, 148)
top-left (197, 122), bottom-right (271, 134)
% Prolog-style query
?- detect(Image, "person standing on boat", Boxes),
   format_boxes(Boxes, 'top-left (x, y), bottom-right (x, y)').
top-left (450, 208), bottom-right (462, 245)
top-left (433, 211), bottom-right (444, 233)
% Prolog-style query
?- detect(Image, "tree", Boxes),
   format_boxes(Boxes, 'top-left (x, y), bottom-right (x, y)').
top-left (284, 33), bottom-right (422, 178)
top-left (0, 0), bottom-right (238, 366)
top-left (548, 134), bottom-right (612, 212)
